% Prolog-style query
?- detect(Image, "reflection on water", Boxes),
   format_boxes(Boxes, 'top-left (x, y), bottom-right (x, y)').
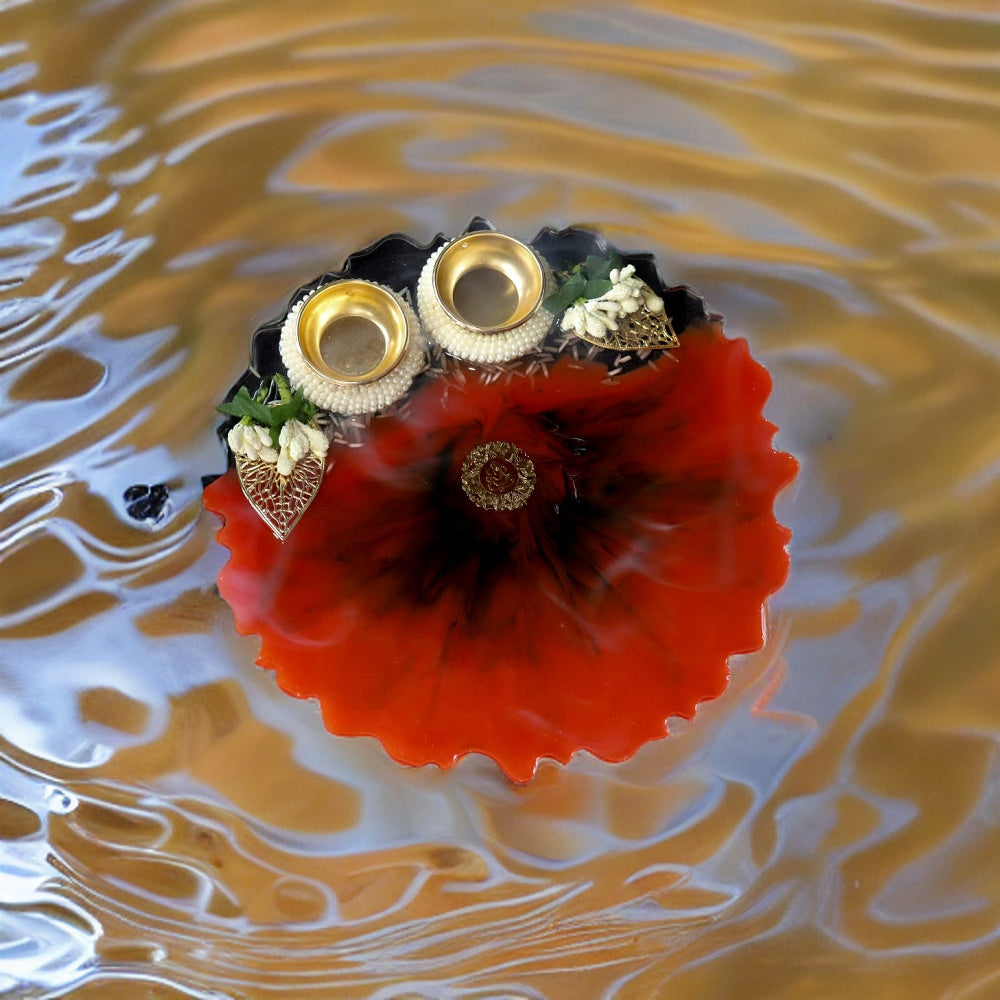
top-left (2, 0), bottom-right (999, 996)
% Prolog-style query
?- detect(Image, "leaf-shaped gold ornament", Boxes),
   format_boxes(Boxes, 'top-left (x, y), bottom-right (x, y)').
top-left (235, 453), bottom-right (325, 541)
top-left (575, 305), bottom-right (679, 352)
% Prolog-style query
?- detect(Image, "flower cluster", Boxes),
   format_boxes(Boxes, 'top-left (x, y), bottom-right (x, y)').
top-left (560, 264), bottom-right (666, 341)
top-left (228, 419), bottom-right (328, 476)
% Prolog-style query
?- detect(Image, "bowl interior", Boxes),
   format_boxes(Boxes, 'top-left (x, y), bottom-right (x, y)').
top-left (433, 232), bottom-right (544, 333)
top-left (297, 281), bottom-right (409, 384)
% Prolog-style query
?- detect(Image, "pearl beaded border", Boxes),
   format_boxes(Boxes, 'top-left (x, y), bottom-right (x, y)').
top-left (416, 247), bottom-right (556, 365)
top-left (280, 283), bottom-right (426, 416)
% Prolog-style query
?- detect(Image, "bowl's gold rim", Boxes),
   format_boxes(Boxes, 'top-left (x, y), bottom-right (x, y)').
top-left (296, 280), bottom-right (409, 386)
top-left (432, 232), bottom-right (544, 334)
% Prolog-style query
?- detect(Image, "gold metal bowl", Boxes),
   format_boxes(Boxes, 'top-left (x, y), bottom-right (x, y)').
top-left (297, 280), bottom-right (410, 385)
top-left (432, 231), bottom-right (544, 333)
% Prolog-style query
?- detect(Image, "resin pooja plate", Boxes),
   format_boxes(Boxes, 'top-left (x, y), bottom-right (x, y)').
top-left (203, 218), bottom-right (796, 781)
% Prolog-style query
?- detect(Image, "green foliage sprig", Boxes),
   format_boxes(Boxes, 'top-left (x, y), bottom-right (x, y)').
top-left (217, 374), bottom-right (316, 448)
top-left (543, 252), bottom-right (623, 314)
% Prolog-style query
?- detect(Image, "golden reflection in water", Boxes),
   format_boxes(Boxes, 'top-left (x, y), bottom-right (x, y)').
top-left (1, 0), bottom-right (999, 995)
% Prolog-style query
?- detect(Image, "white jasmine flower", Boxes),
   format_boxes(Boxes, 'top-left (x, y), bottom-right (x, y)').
top-left (303, 424), bottom-right (329, 458)
top-left (644, 292), bottom-right (664, 313)
top-left (279, 420), bottom-right (309, 463)
top-left (583, 315), bottom-right (601, 338)
top-left (288, 435), bottom-right (308, 464)
top-left (560, 303), bottom-right (587, 336)
top-left (228, 414), bottom-right (329, 473)
top-left (603, 284), bottom-right (633, 302)
top-left (559, 260), bottom-right (670, 343)
top-left (228, 423), bottom-right (263, 460)
top-left (227, 423), bottom-right (246, 454)
top-left (222, 373), bottom-right (330, 478)
top-left (228, 422), bottom-right (277, 464)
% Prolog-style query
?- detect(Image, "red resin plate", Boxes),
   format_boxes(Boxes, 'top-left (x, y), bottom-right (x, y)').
top-left (203, 223), bottom-right (796, 781)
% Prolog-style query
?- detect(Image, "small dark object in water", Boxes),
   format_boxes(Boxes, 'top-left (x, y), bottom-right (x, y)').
top-left (124, 483), bottom-right (170, 522)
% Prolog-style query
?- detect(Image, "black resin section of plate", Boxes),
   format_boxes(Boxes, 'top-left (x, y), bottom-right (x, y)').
top-left (213, 218), bottom-right (717, 464)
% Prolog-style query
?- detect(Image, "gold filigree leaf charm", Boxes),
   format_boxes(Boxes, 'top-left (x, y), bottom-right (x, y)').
top-left (235, 452), bottom-right (325, 542)
top-left (598, 305), bottom-right (678, 352)
top-left (219, 373), bottom-right (330, 542)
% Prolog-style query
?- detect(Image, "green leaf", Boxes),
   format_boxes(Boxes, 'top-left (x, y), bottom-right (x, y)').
top-left (585, 255), bottom-right (612, 281)
top-left (547, 257), bottom-right (626, 313)
top-left (583, 278), bottom-right (613, 300)
top-left (265, 401), bottom-right (297, 428)
top-left (543, 290), bottom-right (568, 312)
top-left (268, 385), bottom-right (316, 425)
top-left (217, 386), bottom-right (273, 425)
top-left (544, 251), bottom-right (626, 313)
top-left (295, 389), bottom-right (317, 423)
top-left (273, 372), bottom-right (293, 404)
top-left (218, 374), bottom-right (319, 440)
top-left (544, 281), bottom-right (585, 313)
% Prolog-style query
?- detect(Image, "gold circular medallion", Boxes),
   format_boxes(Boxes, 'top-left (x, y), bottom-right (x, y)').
top-left (460, 441), bottom-right (536, 511)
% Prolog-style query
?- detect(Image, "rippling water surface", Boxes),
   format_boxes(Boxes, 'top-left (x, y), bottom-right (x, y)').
top-left (2, 0), bottom-right (999, 996)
